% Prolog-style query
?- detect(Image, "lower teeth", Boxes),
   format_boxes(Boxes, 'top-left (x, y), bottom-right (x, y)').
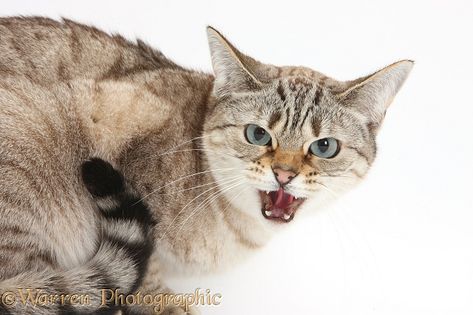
top-left (265, 210), bottom-right (272, 217)
top-left (283, 213), bottom-right (291, 220)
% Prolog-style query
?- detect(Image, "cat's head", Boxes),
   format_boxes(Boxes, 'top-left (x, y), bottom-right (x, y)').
top-left (203, 27), bottom-right (412, 228)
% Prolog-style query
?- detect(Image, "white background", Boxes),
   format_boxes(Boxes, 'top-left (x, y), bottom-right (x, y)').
top-left (2, 1), bottom-right (473, 314)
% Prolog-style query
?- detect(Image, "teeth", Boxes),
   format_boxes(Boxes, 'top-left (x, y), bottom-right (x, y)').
top-left (265, 190), bottom-right (269, 194)
top-left (265, 210), bottom-right (272, 217)
top-left (283, 213), bottom-right (291, 221)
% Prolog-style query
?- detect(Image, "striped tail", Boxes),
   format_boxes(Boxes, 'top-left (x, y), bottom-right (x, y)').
top-left (0, 158), bottom-right (155, 314)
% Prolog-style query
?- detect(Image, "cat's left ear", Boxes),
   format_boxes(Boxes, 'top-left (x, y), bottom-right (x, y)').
top-left (207, 26), bottom-right (264, 97)
top-left (336, 60), bottom-right (414, 130)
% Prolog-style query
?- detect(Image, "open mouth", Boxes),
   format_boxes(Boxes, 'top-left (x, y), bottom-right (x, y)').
top-left (259, 189), bottom-right (306, 223)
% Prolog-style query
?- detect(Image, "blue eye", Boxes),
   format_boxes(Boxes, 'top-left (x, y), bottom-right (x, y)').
top-left (309, 138), bottom-right (340, 159)
top-left (245, 124), bottom-right (272, 146)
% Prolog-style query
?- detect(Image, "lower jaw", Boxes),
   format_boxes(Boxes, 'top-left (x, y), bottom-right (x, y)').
top-left (259, 197), bottom-right (306, 224)
top-left (261, 208), bottom-right (296, 223)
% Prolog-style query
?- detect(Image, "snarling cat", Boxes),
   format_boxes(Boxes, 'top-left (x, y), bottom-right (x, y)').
top-left (0, 17), bottom-right (412, 314)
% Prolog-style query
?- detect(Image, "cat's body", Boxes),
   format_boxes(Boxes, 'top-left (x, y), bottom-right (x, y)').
top-left (0, 17), bottom-right (412, 314)
top-left (0, 17), bottom-right (264, 276)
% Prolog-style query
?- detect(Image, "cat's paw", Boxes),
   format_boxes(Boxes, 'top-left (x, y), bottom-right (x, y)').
top-left (81, 158), bottom-right (124, 197)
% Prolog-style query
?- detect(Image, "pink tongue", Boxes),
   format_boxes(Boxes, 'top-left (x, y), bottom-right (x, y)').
top-left (269, 188), bottom-right (295, 216)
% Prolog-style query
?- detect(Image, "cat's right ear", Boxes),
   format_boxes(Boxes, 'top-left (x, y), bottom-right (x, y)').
top-left (207, 26), bottom-right (262, 97)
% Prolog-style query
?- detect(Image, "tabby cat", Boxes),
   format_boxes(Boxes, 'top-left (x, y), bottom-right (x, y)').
top-left (0, 17), bottom-right (413, 314)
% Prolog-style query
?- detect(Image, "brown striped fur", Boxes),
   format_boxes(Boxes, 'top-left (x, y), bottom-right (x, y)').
top-left (0, 17), bottom-right (412, 314)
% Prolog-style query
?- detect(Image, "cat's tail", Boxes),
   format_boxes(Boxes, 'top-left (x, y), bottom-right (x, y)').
top-left (0, 158), bottom-right (155, 315)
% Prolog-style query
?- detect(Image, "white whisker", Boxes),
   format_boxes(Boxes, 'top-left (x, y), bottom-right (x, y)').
top-left (124, 135), bottom-right (211, 168)
top-left (317, 182), bottom-right (341, 197)
top-left (220, 185), bottom-right (246, 214)
top-left (174, 179), bottom-right (246, 235)
top-left (157, 148), bottom-right (237, 159)
top-left (154, 175), bottom-right (243, 195)
top-left (158, 175), bottom-right (245, 241)
top-left (319, 174), bottom-right (353, 179)
top-left (133, 167), bottom-right (237, 204)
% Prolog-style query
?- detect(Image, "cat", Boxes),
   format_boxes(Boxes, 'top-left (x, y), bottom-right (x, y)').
top-left (0, 17), bottom-right (413, 314)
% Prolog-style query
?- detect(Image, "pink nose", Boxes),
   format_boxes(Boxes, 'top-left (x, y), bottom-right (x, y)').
top-left (273, 168), bottom-right (296, 185)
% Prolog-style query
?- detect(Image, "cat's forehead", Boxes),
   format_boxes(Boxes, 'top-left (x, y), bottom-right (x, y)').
top-left (275, 76), bottom-right (318, 103)
top-left (270, 65), bottom-right (343, 95)
top-left (252, 74), bottom-right (358, 150)
top-left (275, 65), bottom-right (325, 80)
top-left (257, 77), bottom-right (326, 148)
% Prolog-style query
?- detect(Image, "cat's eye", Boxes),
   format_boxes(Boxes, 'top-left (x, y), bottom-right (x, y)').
top-left (309, 138), bottom-right (340, 159)
top-left (245, 124), bottom-right (272, 146)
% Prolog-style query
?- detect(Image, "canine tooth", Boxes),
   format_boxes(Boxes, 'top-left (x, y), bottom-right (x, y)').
top-left (283, 213), bottom-right (291, 220)
top-left (265, 210), bottom-right (272, 217)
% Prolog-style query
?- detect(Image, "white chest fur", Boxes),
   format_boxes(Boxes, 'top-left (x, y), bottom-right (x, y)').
top-left (154, 201), bottom-right (272, 276)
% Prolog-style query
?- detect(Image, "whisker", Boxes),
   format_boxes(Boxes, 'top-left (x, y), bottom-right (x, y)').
top-left (175, 179), bottom-right (245, 235)
top-left (124, 135), bottom-right (212, 168)
top-left (319, 174), bottom-right (353, 179)
top-left (157, 148), bottom-right (237, 159)
top-left (151, 135), bottom-right (210, 159)
top-left (153, 175), bottom-right (243, 195)
top-left (158, 175), bottom-right (245, 241)
top-left (325, 210), bottom-right (349, 294)
top-left (220, 185), bottom-right (246, 214)
top-left (133, 167), bottom-right (238, 204)
top-left (329, 201), bottom-right (384, 301)
top-left (316, 182), bottom-right (340, 197)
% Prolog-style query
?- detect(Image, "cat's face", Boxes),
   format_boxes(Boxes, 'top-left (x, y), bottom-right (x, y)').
top-left (204, 27), bottom-right (412, 227)
top-left (204, 77), bottom-right (371, 226)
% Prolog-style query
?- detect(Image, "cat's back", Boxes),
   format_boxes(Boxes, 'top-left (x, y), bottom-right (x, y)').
top-left (0, 16), bottom-right (214, 164)
top-left (0, 16), bottom-right (181, 84)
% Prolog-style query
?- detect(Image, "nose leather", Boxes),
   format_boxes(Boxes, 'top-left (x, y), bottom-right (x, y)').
top-left (273, 168), bottom-right (296, 185)
top-left (271, 149), bottom-right (302, 185)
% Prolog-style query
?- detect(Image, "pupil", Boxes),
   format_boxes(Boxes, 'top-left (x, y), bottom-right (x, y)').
top-left (318, 139), bottom-right (329, 152)
top-left (254, 128), bottom-right (266, 141)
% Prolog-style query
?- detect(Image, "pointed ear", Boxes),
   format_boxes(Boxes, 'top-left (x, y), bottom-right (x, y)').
top-left (336, 60), bottom-right (414, 128)
top-left (207, 26), bottom-right (263, 96)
